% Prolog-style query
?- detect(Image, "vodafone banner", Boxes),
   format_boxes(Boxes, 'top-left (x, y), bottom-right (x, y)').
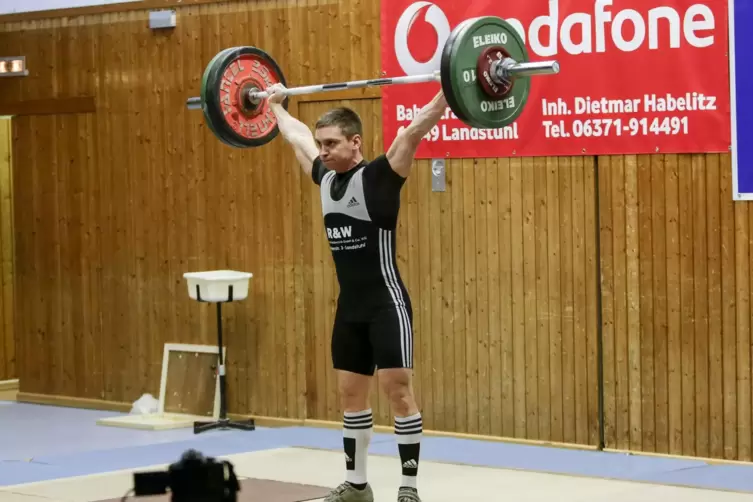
top-left (380, 0), bottom-right (731, 158)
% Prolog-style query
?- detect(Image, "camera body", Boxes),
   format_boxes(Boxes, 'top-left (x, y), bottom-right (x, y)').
top-left (133, 449), bottom-right (240, 502)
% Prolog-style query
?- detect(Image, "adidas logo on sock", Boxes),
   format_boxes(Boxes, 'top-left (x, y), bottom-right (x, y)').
top-left (402, 459), bottom-right (418, 469)
top-left (347, 197), bottom-right (360, 208)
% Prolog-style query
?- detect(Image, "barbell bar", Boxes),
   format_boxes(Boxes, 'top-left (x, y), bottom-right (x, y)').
top-left (186, 16), bottom-right (561, 148)
top-left (186, 72), bottom-right (443, 110)
top-left (185, 56), bottom-right (559, 112)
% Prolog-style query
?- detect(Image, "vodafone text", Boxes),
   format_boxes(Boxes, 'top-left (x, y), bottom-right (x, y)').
top-left (494, 0), bottom-right (716, 57)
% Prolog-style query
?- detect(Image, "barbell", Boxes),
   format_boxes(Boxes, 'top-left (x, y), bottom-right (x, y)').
top-left (185, 16), bottom-right (560, 148)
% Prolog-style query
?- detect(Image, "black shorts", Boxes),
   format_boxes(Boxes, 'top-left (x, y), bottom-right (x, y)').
top-left (331, 302), bottom-right (414, 376)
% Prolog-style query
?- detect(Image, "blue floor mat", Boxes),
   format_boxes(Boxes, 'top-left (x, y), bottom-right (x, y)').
top-left (0, 460), bottom-right (71, 486)
top-left (0, 402), bottom-right (207, 461)
top-left (369, 436), bottom-right (706, 479)
top-left (3, 401), bottom-right (753, 494)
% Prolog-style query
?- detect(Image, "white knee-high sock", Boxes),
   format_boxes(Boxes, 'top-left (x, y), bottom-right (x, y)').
top-left (343, 409), bottom-right (373, 486)
top-left (395, 412), bottom-right (422, 489)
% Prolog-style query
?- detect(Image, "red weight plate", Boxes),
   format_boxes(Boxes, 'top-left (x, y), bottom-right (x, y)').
top-left (203, 46), bottom-right (288, 148)
top-left (476, 45), bottom-right (513, 98)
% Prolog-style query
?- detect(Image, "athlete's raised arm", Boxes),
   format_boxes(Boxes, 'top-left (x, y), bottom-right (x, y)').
top-left (267, 83), bottom-right (319, 177)
top-left (385, 89), bottom-right (447, 178)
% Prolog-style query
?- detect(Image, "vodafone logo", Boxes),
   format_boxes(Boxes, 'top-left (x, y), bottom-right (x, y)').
top-left (394, 2), bottom-right (450, 76)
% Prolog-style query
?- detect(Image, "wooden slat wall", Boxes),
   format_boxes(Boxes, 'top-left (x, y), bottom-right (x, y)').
top-left (599, 153), bottom-right (753, 461)
top-left (0, 118), bottom-right (13, 381)
top-left (0, 0), bottom-right (748, 461)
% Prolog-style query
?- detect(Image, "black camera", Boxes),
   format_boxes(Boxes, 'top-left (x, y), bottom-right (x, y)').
top-left (132, 449), bottom-right (240, 502)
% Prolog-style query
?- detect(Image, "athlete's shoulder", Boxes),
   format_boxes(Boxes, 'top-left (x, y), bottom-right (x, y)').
top-left (365, 153), bottom-right (391, 169)
top-left (363, 153), bottom-right (405, 188)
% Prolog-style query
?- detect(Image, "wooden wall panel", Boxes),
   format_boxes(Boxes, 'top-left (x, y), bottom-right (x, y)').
top-left (599, 153), bottom-right (753, 461)
top-left (0, 118), bottom-right (13, 381)
top-left (11, 113), bottom-right (101, 397)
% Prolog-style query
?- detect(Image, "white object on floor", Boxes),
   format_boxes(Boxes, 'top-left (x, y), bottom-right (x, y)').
top-left (96, 413), bottom-right (211, 431)
top-left (130, 393), bottom-right (159, 415)
top-left (183, 270), bottom-right (253, 302)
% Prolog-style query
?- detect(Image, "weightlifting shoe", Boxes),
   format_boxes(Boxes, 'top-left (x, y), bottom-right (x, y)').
top-left (397, 486), bottom-right (421, 502)
top-left (323, 482), bottom-right (374, 502)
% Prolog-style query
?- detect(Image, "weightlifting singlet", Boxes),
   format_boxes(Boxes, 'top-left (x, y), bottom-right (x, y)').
top-left (312, 154), bottom-right (414, 374)
top-left (314, 155), bottom-right (412, 322)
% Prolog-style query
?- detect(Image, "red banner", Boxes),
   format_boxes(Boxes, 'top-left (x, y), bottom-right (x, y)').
top-left (380, 0), bottom-right (731, 158)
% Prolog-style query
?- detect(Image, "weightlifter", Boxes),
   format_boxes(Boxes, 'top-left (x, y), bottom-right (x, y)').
top-left (265, 82), bottom-right (447, 502)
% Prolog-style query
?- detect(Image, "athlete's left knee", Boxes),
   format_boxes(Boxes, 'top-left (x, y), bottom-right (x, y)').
top-left (379, 368), bottom-right (418, 416)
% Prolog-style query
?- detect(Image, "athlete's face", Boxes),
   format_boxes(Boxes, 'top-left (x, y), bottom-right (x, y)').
top-left (315, 125), bottom-right (362, 173)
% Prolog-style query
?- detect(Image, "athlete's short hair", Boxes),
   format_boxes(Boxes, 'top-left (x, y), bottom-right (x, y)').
top-left (315, 107), bottom-right (363, 139)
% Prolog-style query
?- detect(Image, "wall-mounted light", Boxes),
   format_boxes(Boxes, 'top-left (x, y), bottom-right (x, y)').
top-left (0, 56), bottom-right (28, 77)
